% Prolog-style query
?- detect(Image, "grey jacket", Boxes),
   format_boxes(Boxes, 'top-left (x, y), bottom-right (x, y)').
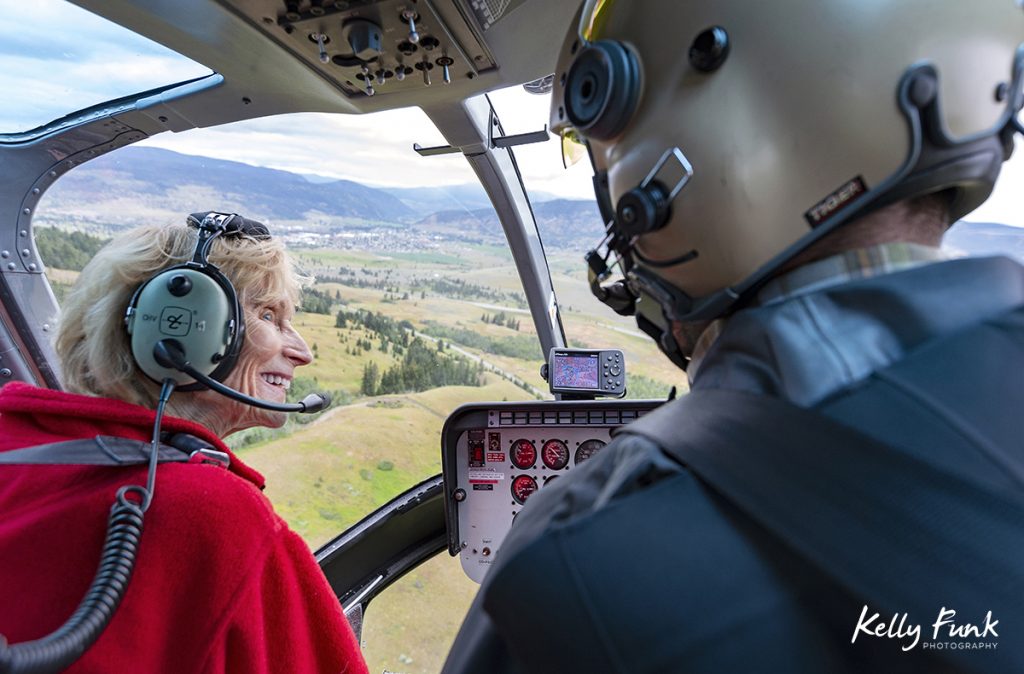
top-left (442, 256), bottom-right (1024, 674)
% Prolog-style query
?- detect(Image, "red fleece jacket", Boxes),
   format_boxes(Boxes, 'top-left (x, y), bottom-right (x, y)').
top-left (0, 382), bottom-right (368, 674)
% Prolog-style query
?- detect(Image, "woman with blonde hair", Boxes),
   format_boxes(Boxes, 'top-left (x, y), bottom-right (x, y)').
top-left (0, 213), bottom-right (368, 674)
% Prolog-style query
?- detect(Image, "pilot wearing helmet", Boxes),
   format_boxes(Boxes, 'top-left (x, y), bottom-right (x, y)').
top-left (444, 1), bottom-right (1024, 672)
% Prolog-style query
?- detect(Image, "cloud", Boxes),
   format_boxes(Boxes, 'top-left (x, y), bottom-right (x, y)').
top-left (137, 96), bottom-right (596, 200)
top-left (0, 0), bottom-right (209, 131)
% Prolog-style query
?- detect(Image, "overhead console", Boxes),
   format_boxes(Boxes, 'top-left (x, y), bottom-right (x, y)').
top-left (441, 399), bottom-right (662, 583)
top-left (269, 0), bottom-right (516, 98)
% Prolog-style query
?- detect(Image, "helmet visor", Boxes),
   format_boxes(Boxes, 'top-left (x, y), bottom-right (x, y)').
top-left (579, 0), bottom-right (617, 42)
top-left (560, 127), bottom-right (589, 168)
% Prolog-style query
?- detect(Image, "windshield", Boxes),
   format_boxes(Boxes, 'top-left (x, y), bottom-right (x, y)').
top-left (0, 0), bottom-right (212, 132)
top-left (488, 84), bottom-right (688, 398)
top-left (35, 105), bottom-right (538, 674)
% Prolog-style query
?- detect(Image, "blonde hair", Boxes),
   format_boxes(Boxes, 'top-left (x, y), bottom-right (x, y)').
top-left (55, 223), bottom-right (303, 414)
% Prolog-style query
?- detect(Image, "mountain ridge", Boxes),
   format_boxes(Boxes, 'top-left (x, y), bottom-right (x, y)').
top-left (34, 145), bottom-right (1024, 259)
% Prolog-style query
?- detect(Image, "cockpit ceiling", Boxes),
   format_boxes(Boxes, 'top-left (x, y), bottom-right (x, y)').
top-left (70, 0), bottom-right (578, 120)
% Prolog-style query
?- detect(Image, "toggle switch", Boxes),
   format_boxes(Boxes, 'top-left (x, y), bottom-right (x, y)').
top-left (310, 32), bottom-right (330, 64)
top-left (401, 9), bottom-right (420, 44)
top-left (436, 56), bottom-right (454, 84)
top-left (360, 64), bottom-right (375, 96)
top-left (415, 58), bottom-right (433, 86)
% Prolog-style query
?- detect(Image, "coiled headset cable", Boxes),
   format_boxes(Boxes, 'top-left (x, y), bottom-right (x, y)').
top-left (0, 379), bottom-right (177, 674)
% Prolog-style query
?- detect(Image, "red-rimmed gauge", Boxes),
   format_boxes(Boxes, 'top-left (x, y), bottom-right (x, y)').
top-left (511, 475), bottom-right (539, 504)
top-left (510, 439), bottom-right (537, 469)
top-left (574, 439), bottom-right (606, 465)
top-left (542, 439), bottom-right (569, 470)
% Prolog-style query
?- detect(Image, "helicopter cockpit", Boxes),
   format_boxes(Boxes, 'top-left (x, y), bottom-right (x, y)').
top-left (3, 1), bottom-right (1024, 672)
top-left (0, 0), bottom-right (682, 671)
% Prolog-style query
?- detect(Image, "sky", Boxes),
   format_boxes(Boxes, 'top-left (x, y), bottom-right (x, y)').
top-left (0, 0), bottom-right (1021, 222)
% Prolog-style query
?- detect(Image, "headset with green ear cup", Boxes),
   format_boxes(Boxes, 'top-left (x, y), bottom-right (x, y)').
top-left (123, 212), bottom-right (261, 390)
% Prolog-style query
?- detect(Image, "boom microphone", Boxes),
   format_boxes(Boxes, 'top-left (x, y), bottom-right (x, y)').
top-left (153, 339), bottom-right (331, 413)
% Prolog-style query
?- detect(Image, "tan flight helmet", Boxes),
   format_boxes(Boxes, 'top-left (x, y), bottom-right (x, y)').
top-left (551, 0), bottom-right (1024, 369)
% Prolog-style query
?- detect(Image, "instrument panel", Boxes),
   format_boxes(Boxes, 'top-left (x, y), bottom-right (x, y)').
top-left (441, 400), bottom-right (660, 583)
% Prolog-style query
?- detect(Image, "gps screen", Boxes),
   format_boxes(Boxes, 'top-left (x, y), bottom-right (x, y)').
top-left (551, 353), bottom-right (600, 389)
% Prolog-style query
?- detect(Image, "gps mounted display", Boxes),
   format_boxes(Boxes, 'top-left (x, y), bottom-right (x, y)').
top-left (544, 348), bottom-right (626, 397)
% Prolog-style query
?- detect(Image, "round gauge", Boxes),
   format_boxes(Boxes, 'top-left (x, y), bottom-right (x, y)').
top-left (542, 439), bottom-right (570, 470)
top-left (544, 475), bottom-right (560, 486)
top-left (510, 439), bottom-right (537, 469)
top-left (574, 439), bottom-right (606, 465)
top-left (511, 475), bottom-right (539, 504)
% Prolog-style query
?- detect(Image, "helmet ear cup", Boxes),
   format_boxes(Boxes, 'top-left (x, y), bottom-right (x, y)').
top-left (125, 265), bottom-right (243, 390)
top-left (564, 40), bottom-right (641, 140)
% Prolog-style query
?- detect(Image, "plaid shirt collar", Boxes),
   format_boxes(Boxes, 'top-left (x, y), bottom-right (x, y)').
top-left (687, 243), bottom-right (949, 382)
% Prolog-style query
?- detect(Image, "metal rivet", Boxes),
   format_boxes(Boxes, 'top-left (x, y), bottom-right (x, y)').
top-left (42, 324), bottom-right (50, 331)
top-left (27, 263), bottom-right (37, 272)
top-left (6, 263), bottom-right (15, 271)
top-left (0, 369), bottom-right (11, 378)
top-left (21, 249), bottom-right (29, 257)
top-left (0, 251), bottom-right (8, 259)
top-left (158, 115), bottom-right (168, 123)
top-left (19, 230), bottom-right (26, 237)
top-left (31, 188), bottom-right (40, 195)
top-left (22, 208), bottom-right (30, 215)
top-left (48, 171), bottom-right (57, 178)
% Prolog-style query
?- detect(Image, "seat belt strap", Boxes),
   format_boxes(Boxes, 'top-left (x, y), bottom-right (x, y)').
top-left (619, 387), bottom-right (1024, 671)
top-left (0, 433), bottom-right (228, 468)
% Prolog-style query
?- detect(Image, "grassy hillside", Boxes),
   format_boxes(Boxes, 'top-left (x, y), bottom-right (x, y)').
top-left (237, 376), bottom-right (531, 674)
top-left (238, 376), bottom-right (532, 546)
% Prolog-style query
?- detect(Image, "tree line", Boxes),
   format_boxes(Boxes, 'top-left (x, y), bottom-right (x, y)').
top-left (481, 311), bottom-right (521, 331)
top-left (300, 287), bottom-right (338, 314)
top-left (360, 337), bottom-right (483, 396)
top-left (421, 320), bottom-right (542, 361)
top-left (34, 227), bottom-right (109, 271)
